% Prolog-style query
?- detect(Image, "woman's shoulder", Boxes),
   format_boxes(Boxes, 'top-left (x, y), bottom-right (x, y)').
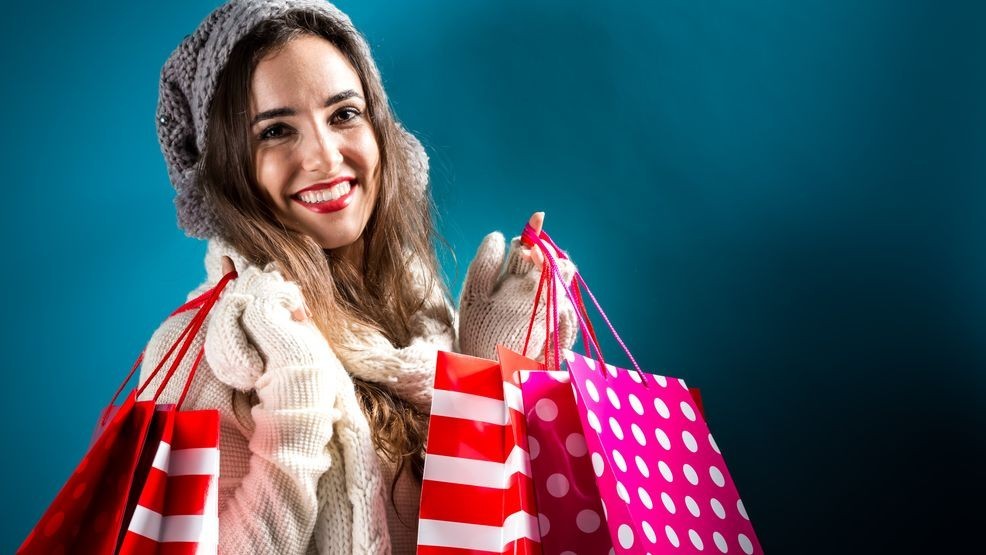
top-left (139, 239), bottom-right (250, 399)
top-left (138, 299), bottom-right (214, 406)
top-left (195, 237), bottom-right (255, 294)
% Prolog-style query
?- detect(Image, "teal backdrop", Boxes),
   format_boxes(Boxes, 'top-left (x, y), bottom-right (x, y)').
top-left (2, 1), bottom-right (983, 552)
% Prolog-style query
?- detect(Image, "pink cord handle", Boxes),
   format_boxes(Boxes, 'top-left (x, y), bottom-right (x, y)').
top-left (522, 226), bottom-right (589, 370)
top-left (521, 225), bottom-right (599, 360)
top-left (521, 224), bottom-right (647, 382)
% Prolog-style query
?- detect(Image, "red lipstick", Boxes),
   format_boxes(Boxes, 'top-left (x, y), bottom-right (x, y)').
top-left (291, 177), bottom-right (358, 214)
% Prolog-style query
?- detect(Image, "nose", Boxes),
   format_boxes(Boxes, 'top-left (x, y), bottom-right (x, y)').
top-left (300, 124), bottom-right (344, 175)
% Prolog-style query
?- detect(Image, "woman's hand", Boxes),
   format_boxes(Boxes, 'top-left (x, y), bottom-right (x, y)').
top-left (457, 211), bottom-right (578, 361)
top-left (221, 256), bottom-right (309, 322)
top-left (517, 211), bottom-right (562, 268)
top-left (204, 256), bottom-right (331, 391)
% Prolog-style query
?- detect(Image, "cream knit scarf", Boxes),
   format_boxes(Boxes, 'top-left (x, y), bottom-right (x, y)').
top-left (203, 237), bottom-right (454, 410)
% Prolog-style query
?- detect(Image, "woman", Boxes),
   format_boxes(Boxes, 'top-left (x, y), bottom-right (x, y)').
top-left (141, 0), bottom-right (577, 553)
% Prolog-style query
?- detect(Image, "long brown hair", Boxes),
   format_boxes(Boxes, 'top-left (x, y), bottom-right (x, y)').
top-left (198, 9), bottom-right (450, 490)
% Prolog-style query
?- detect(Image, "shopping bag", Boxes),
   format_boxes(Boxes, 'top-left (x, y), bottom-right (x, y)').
top-left (117, 407), bottom-right (220, 554)
top-left (518, 369), bottom-right (614, 554)
top-left (566, 350), bottom-right (762, 554)
top-left (418, 216), bottom-right (572, 554)
top-left (19, 272), bottom-right (234, 555)
top-left (18, 390), bottom-right (157, 555)
top-left (516, 224), bottom-right (762, 554)
top-left (463, 228), bottom-right (612, 554)
top-left (518, 368), bottom-right (713, 554)
top-left (417, 350), bottom-right (541, 554)
top-left (416, 296), bottom-right (570, 554)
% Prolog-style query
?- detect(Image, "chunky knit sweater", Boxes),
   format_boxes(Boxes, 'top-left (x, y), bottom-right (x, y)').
top-left (137, 232), bottom-right (576, 555)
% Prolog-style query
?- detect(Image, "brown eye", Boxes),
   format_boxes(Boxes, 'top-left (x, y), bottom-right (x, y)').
top-left (259, 123), bottom-right (289, 141)
top-left (332, 107), bottom-right (361, 124)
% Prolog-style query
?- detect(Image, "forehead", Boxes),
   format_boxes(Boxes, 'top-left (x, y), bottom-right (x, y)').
top-left (249, 35), bottom-right (363, 112)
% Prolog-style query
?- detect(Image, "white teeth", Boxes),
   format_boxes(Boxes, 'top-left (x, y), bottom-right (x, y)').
top-left (298, 181), bottom-right (352, 204)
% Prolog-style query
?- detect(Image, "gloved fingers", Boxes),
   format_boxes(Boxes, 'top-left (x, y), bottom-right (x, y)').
top-left (554, 257), bottom-right (577, 287)
top-left (462, 231), bottom-right (506, 302)
top-left (242, 262), bottom-right (308, 321)
top-left (240, 272), bottom-right (332, 369)
top-left (258, 278), bottom-right (306, 322)
top-left (504, 237), bottom-right (576, 297)
top-left (229, 263), bottom-right (302, 318)
top-left (506, 236), bottom-right (537, 277)
top-left (241, 277), bottom-right (310, 344)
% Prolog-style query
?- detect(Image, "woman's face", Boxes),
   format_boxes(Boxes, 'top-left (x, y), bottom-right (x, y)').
top-left (248, 35), bottom-right (380, 252)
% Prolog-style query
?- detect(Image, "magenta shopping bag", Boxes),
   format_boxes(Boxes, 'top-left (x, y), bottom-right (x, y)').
top-left (519, 352), bottom-right (762, 554)
top-left (565, 350), bottom-right (762, 554)
top-left (514, 223), bottom-right (762, 554)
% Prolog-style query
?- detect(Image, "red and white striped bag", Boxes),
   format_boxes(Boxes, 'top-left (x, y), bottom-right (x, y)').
top-left (417, 350), bottom-right (542, 554)
top-left (117, 407), bottom-right (220, 554)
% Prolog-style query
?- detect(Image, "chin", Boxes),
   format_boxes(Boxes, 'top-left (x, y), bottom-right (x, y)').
top-left (311, 224), bottom-right (365, 251)
top-left (315, 236), bottom-right (360, 251)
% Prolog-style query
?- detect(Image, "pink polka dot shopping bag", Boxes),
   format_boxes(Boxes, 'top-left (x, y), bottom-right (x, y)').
top-left (18, 272), bottom-right (235, 555)
top-left (562, 352), bottom-right (760, 554)
top-left (515, 225), bottom-right (763, 554)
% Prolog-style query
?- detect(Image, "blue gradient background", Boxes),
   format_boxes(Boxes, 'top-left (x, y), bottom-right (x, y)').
top-left (2, 1), bottom-right (984, 552)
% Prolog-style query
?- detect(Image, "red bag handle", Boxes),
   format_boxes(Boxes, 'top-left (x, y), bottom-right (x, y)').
top-left (104, 270), bottom-right (237, 417)
top-left (522, 257), bottom-right (558, 369)
top-left (522, 227), bottom-right (601, 369)
top-left (520, 224), bottom-right (647, 384)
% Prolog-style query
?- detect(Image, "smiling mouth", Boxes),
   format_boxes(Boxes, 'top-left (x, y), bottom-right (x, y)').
top-left (293, 179), bottom-right (355, 203)
top-left (291, 179), bottom-right (358, 213)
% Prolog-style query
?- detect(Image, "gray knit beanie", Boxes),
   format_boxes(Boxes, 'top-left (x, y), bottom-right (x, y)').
top-left (155, 0), bottom-right (430, 239)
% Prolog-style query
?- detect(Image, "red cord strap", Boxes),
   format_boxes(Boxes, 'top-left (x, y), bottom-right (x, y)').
top-left (520, 224), bottom-right (647, 383)
top-left (107, 270), bottom-right (238, 413)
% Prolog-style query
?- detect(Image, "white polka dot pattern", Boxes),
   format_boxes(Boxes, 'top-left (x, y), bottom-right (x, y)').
top-left (564, 349), bottom-right (762, 554)
top-left (577, 508), bottom-right (601, 533)
top-left (566, 433), bottom-right (588, 457)
top-left (520, 370), bottom-right (614, 553)
top-left (534, 398), bottom-right (558, 422)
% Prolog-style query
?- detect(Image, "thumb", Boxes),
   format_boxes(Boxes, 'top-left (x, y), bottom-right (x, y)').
top-left (462, 232), bottom-right (506, 301)
top-left (221, 255), bottom-right (236, 276)
top-left (529, 211), bottom-right (544, 236)
top-left (527, 211), bottom-right (546, 266)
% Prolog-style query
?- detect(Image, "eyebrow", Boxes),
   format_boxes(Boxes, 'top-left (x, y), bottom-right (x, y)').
top-left (250, 89), bottom-right (363, 126)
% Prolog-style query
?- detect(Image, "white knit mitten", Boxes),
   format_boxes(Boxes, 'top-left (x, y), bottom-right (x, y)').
top-left (457, 232), bottom-right (578, 362)
top-left (204, 263), bottom-right (334, 394)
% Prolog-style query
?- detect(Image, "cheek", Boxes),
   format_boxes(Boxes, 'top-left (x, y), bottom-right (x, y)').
top-left (255, 150), bottom-right (291, 206)
top-left (355, 130), bottom-right (381, 196)
top-left (357, 131), bottom-right (380, 173)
